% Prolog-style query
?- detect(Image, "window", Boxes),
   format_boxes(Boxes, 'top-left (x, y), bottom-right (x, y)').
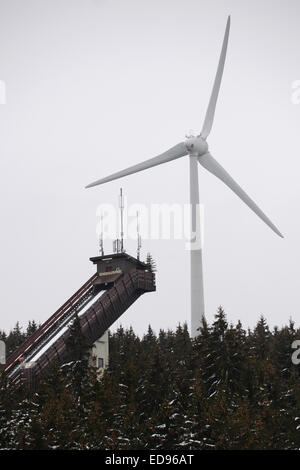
top-left (98, 357), bottom-right (104, 369)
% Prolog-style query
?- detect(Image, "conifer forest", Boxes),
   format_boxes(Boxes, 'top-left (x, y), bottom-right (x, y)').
top-left (0, 309), bottom-right (299, 450)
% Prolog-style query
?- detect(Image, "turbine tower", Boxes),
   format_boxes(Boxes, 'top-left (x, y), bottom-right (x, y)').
top-left (86, 16), bottom-right (283, 337)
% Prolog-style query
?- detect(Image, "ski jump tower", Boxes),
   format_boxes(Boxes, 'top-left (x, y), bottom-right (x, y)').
top-left (3, 252), bottom-right (156, 389)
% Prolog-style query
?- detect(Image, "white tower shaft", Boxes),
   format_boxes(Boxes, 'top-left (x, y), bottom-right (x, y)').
top-left (189, 156), bottom-right (205, 337)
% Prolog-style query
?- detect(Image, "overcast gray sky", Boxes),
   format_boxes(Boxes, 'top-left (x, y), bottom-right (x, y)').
top-left (0, 0), bottom-right (299, 336)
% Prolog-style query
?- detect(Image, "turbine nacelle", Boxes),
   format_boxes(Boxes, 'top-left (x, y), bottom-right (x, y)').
top-left (185, 135), bottom-right (208, 156)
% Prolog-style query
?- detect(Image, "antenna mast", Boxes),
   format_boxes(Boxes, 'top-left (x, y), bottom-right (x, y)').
top-left (99, 213), bottom-right (104, 256)
top-left (136, 211), bottom-right (142, 260)
top-left (113, 188), bottom-right (125, 254)
top-left (119, 188), bottom-right (124, 253)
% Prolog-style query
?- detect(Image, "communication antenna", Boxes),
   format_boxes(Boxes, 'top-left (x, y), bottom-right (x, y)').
top-left (99, 213), bottom-right (104, 256)
top-left (113, 188), bottom-right (125, 254)
top-left (136, 211), bottom-right (142, 260)
top-left (113, 238), bottom-right (122, 253)
top-left (119, 188), bottom-right (124, 253)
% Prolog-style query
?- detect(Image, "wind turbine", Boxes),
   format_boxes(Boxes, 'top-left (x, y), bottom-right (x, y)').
top-left (86, 16), bottom-right (283, 337)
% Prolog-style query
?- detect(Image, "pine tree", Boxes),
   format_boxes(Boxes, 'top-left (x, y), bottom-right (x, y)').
top-left (63, 312), bottom-right (91, 404)
top-left (26, 320), bottom-right (39, 338)
top-left (6, 322), bottom-right (26, 356)
top-left (146, 253), bottom-right (157, 272)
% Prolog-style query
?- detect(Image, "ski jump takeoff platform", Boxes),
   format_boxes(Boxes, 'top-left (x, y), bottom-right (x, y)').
top-left (4, 253), bottom-right (156, 390)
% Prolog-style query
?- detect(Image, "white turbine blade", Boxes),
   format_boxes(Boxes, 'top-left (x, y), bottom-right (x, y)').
top-left (85, 142), bottom-right (188, 188)
top-left (198, 152), bottom-right (284, 238)
top-left (200, 16), bottom-right (231, 140)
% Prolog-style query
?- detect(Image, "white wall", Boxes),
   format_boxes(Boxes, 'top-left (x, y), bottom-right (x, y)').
top-left (89, 330), bottom-right (109, 377)
top-left (0, 340), bottom-right (5, 365)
